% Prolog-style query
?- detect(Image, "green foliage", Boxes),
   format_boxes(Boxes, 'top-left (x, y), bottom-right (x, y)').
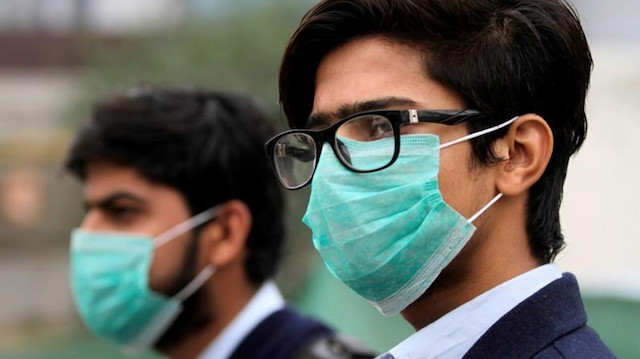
top-left (583, 296), bottom-right (640, 359)
top-left (66, 0), bottom-right (309, 129)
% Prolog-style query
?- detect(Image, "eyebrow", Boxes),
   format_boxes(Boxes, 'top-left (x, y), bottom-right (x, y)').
top-left (84, 192), bottom-right (146, 212)
top-left (306, 97), bottom-right (419, 129)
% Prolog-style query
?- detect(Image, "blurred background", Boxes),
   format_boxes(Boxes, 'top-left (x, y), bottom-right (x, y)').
top-left (0, 0), bottom-right (638, 358)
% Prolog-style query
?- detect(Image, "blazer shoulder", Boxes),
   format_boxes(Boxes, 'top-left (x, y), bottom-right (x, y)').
top-left (230, 306), bottom-right (378, 359)
top-left (540, 325), bottom-right (617, 359)
top-left (463, 273), bottom-right (617, 359)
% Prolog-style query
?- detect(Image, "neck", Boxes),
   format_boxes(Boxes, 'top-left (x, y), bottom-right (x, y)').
top-left (401, 193), bottom-right (540, 330)
top-left (161, 267), bottom-right (258, 359)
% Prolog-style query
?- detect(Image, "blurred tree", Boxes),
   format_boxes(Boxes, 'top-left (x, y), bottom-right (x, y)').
top-left (66, 0), bottom-right (310, 129)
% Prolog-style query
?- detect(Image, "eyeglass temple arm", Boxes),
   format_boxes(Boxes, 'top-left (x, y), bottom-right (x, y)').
top-left (411, 109), bottom-right (484, 126)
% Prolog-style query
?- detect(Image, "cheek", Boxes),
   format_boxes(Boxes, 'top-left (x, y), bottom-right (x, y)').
top-left (148, 233), bottom-right (191, 293)
top-left (437, 144), bottom-right (477, 218)
top-left (438, 143), bottom-right (497, 220)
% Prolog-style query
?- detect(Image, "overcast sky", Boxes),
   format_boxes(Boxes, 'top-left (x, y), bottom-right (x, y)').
top-left (0, 0), bottom-right (638, 43)
top-left (573, 0), bottom-right (640, 43)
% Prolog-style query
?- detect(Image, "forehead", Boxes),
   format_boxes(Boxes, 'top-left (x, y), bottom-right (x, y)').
top-left (312, 36), bottom-right (464, 119)
top-left (83, 160), bottom-right (179, 203)
top-left (85, 161), bottom-right (147, 191)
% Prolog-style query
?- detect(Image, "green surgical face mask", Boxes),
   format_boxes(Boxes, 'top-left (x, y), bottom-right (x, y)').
top-left (303, 118), bottom-right (515, 317)
top-left (70, 207), bottom-right (219, 354)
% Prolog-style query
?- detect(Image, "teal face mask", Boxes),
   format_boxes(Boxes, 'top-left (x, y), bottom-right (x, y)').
top-left (70, 207), bottom-right (219, 354)
top-left (303, 119), bottom-right (514, 317)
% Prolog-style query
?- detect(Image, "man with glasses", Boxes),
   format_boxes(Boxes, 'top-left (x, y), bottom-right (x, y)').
top-left (266, 0), bottom-right (616, 358)
top-left (65, 87), bottom-right (375, 359)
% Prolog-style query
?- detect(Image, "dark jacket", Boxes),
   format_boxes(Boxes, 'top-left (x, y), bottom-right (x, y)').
top-left (229, 306), bottom-right (376, 359)
top-left (462, 273), bottom-right (616, 359)
top-left (378, 273), bottom-right (616, 359)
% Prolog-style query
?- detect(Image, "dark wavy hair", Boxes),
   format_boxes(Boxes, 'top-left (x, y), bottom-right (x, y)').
top-left (66, 87), bottom-right (285, 284)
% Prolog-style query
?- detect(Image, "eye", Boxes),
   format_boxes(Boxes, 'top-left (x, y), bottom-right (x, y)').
top-left (368, 117), bottom-right (393, 139)
top-left (106, 205), bottom-right (140, 224)
top-left (338, 115), bottom-right (393, 142)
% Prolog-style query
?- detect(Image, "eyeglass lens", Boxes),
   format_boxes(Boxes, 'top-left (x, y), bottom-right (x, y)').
top-left (273, 114), bottom-right (396, 188)
top-left (334, 115), bottom-right (395, 171)
top-left (273, 133), bottom-right (317, 189)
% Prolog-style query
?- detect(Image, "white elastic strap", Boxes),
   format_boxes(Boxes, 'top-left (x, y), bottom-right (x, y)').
top-left (173, 265), bottom-right (216, 302)
top-left (155, 206), bottom-right (221, 248)
top-left (123, 303), bottom-right (183, 355)
top-left (439, 116), bottom-right (519, 150)
top-left (468, 193), bottom-right (503, 223)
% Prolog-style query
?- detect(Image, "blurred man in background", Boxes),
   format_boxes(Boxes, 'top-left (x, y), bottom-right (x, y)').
top-left (267, 0), bottom-right (616, 358)
top-left (65, 87), bottom-right (375, 359)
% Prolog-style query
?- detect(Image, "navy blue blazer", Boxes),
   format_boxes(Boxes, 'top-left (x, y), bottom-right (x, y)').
top-left (378, 273), bottom-right (616, 359)
top-left (229, 306), bottom-right (376, 359)
top-left (462, 273), bottom-right (615, 359)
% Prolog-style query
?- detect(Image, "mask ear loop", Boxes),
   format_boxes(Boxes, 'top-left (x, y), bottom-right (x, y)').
top-left (153, 206), bottom-right (221, 300)
top-left (123, 266), bottom-right (217, 354)
top-left (468, 193), bottom-right (503, 223)
top-left (439, 116), bottom-right (519, 150)
top-left (123, 265), bottom-right (217, 355)
top-left (155, 205), bottom-right (221, 248)
top-left (173, 265), bottom-right (216, 302)
top-left (437, 116), bottom-right (518, 223)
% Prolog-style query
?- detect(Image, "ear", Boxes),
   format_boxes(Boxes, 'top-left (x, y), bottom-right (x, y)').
top-left (494, 114), bottom-right (553, 196)
top-left (199, 200), bottom-right (253, 268)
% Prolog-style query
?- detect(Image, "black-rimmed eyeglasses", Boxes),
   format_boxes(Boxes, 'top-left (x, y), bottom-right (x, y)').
top-left (265, 109), bottom-right (485, 190)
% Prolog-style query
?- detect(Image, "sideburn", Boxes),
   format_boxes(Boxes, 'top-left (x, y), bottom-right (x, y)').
top-left (154, 227), bottom-right (214, 351)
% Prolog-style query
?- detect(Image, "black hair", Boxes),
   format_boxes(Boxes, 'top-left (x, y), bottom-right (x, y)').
top-left (66, 87), bottom-right (285, 284)
top-left (279, 0), bottom-right (592, 263)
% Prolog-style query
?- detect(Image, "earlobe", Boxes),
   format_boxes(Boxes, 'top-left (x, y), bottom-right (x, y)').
top-left (199, 200), bottom-right (252, 268)
top-left (495, 114), bottom-right (553, 196)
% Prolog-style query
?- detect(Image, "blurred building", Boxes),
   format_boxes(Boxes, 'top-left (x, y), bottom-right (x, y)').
top-left (0, 0), bottom-right (187, 336)
top-left (0, 0), bottom-right (185, 34)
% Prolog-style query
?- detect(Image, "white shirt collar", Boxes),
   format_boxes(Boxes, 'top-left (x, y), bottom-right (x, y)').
top-left (197, 280), bottom-right (286, 359)
top-left (388, 264), bottom-right (562, 359)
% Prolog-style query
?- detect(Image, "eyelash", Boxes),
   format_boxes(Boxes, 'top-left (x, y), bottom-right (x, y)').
top-left (107, 206), bottom-right (140, 220)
